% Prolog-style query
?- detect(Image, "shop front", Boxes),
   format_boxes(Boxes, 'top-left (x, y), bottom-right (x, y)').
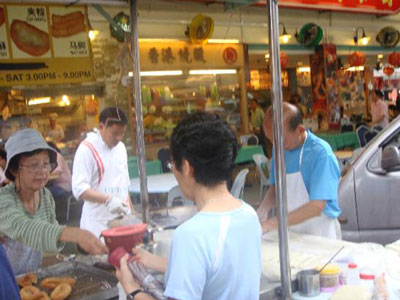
top-left (136, 41), bottom-right (247, 158)
top-left (0, 2), bottom-right (103, 163)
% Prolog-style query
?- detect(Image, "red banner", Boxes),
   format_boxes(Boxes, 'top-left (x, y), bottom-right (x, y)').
top-left (264, 0), bottom-right (400, 14)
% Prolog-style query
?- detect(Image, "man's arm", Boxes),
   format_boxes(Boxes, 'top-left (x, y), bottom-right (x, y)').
top-left (117, 254), bottom-right (174, 300)
top-left (257, 186), bottom-right (275, 222)
top-left (80, 189), bottom-right (109, 204)
top-left (371, 114), bottom-right (385, 125)
top-left (72, 145), bottom-right (108, 204)
top-left (261, 200), bottom-right (325, 233)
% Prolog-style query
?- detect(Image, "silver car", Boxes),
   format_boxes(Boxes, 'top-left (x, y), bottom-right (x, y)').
top-left (339, 116), bottom-right (400, 245)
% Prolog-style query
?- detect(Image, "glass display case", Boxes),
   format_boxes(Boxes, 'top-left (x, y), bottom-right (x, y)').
top-left (139, 72), bottom-right (241, 144)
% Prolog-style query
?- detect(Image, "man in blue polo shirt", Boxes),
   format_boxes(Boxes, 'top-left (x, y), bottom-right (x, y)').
top-left (257, 102), bottom-right (341, 239)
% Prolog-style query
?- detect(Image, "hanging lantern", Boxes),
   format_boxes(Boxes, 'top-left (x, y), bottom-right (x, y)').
top-left (388, 52), bottom-right (400, 67)
top-left (348, 51), bottom-right (366, 67)
top-left (383, 64), bottom-right (395, 77)
top-left (280, 51), bottom-right (288, 69)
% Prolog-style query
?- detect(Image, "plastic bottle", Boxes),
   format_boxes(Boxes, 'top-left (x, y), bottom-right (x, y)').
top-left (347, 262), bottom-right (361, 285)
top-left (374, 273), bottom-right (388, 300)
top-left (339, 264), bottom-right (348, 286)
top-left (360, 272), bottom-right (375, 294)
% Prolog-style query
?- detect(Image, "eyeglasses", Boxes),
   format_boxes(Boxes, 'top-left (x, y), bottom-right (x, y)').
top-left (20, 162), bottom-right (56, 173)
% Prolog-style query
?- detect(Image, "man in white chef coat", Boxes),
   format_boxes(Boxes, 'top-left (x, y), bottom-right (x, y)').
top-left (257, 102), bottom-right (341, 239)
top-left (72, 107), bottom-right (132, 237)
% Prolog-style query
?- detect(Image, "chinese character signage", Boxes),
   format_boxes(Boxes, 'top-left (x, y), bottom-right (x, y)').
top-left (139, 42), bottom-right (244, 70)
top-left (278, 0), bottom-right (400, 14)
top-left (0, 3), bottom-right (94, 86)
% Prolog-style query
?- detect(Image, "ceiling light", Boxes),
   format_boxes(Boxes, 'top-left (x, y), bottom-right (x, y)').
top-left (189, 69), bottom-right (237, 75)
top-left (265, 53), bottom-right (270, 59)
top-left (88, 30), bottom-right (99, 41)
top-left (28, 97), bottom-right (51, 106)
top-left (279, 23), bottom-right (291, 44)
top-left (62, 95), bottom-right (70, 106)
top-left (208, 39), bottom-right (240, 44)
top-left (354, 27), bottom-right (370, 46)
top-left (347, 66), bottom-right (365, 71)
top-left (139, 38), bottom-right (183, 43)
top-left (139, 70), bottom-right (183, 76)
top-left (297, 67), bottom-right (311, 73)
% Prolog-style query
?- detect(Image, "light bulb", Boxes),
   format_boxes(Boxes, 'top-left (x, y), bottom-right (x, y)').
top-left (360, 36), bottom-right (370, 46)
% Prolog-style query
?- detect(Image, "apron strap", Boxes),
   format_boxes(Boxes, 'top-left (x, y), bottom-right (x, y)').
top-left (82, 141), bottom-right (105, 185)
top-left (299, 131), bottom-right (308, 168)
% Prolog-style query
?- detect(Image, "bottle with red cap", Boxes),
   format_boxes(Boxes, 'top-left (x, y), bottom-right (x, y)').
top-left (347, 262), bottom-right (361, 285)
top-left (359, 268), bottom-right (375, 294)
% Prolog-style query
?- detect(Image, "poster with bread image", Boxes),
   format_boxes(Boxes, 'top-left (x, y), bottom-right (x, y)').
top-left (50, 7), bottom-right (89, 58)
top-left (0, 5), bottom-right (10, 59)
top-left (7, 4), bottom-right (50, 58)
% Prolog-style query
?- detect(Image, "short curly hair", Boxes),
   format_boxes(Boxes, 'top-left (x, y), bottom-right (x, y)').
top-left (170, 112), bottom-right (238, 187)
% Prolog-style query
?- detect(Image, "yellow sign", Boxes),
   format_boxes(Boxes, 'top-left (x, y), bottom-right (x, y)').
top-left (139, 42), bottom-right (244, 70)
top-left (0, 3), bottom-right (94, 86)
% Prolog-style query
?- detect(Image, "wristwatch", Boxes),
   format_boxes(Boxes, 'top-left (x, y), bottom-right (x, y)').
top-left (126, 288), bottom-right (144, 300)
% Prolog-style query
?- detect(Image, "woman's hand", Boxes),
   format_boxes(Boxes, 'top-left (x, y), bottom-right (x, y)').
top-left (131, 247), bottom-right (153, 268)
top-left (60, 227), bottom-right (108, 255)
top-left (116, 254), bottom-right (141, 295)
top-left (261, 218), bottom-right (277, 233)
top-left (77, 229), bottom-right (108, 255)
top-left (131, 247), bottom-right (168, 273)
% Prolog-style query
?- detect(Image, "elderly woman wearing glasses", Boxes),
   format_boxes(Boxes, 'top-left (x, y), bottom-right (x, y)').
top-left (0, 129), bottom-right (107, 275)
top-left (117, 113), bottom-right (262, 300)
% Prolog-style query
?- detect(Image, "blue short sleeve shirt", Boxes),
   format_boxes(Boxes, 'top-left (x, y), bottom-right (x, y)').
top-left (164, 202), bottom-right (262, 300)
top-left (270, 131), bottom-right (341, 218)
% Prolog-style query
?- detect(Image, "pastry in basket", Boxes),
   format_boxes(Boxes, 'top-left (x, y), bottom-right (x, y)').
top-left (19, 285), bottom-right (41, 300)
top-left (38, 291), bottom-right (51, 300)
top-left (17, 273), bottom-right (38, 287)
top-left (40, 277), bottom-right (76, 289)
top-left (10, 20), bottom-right (50, 56)
top-left (50, 283), bottom-right (72, 300)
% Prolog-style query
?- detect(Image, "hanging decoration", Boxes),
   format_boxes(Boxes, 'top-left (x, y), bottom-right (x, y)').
top-left (110, 12), bottom-right (130, 42)
top-left (85, 95), bottom-right (98, 116)
top-left (348, 51), bottom-right (366, 67)
top-left (388, 52), bottom-right (400, 67)
top-left (383, 64), bottom-right (395, 77)
top-left (188, 14), bottom-right (214, 44)
top-left (297, 23), bottom-right (323, 48)
top-left (280, 51), bottom-right (288, 69)
top-left (376, 27), bottom-right (400, 48)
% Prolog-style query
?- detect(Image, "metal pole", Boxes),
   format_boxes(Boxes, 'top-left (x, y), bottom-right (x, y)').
top-left (266, 0), bottom-right (292, 298)
top-left (129, 0), bottom-right (149, 224)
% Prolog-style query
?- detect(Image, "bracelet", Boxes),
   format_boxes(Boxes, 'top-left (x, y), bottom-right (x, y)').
top-left (126, 288), bottom-right (144, 300)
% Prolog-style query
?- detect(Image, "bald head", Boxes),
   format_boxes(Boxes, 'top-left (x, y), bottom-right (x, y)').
top-left (263, 102), bottom-right (305, 150)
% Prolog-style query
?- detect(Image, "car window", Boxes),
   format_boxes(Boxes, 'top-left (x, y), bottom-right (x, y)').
top-left (383, 130), bottom-right (400, 149)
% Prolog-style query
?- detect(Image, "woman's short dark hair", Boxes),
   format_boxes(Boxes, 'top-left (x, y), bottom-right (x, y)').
top-left (99, 107), bottom-right (128, 127)
top-left (170, 112), bottom-right (238, 187)
top-left (7, 149), bottom-right (55, 181)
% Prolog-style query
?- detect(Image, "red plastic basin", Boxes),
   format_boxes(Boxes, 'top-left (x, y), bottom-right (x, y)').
top-left (101, 223), bottom-right (147, 253)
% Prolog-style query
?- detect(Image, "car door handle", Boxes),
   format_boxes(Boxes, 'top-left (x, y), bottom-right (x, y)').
top-left (338, 215), bottom-right (348, 224)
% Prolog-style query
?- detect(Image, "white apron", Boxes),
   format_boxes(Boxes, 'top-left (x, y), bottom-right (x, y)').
top-left (80, 141), bottom-right (131, 237)
top-left (287, 132), bottom-right (340, 240)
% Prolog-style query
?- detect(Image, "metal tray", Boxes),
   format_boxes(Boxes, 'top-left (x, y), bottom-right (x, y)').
top-left (19, 261), bottom-right (118, 300)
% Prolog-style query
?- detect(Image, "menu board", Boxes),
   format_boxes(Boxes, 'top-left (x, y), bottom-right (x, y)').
top-left (0, 3), bottom-right (94, 86)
